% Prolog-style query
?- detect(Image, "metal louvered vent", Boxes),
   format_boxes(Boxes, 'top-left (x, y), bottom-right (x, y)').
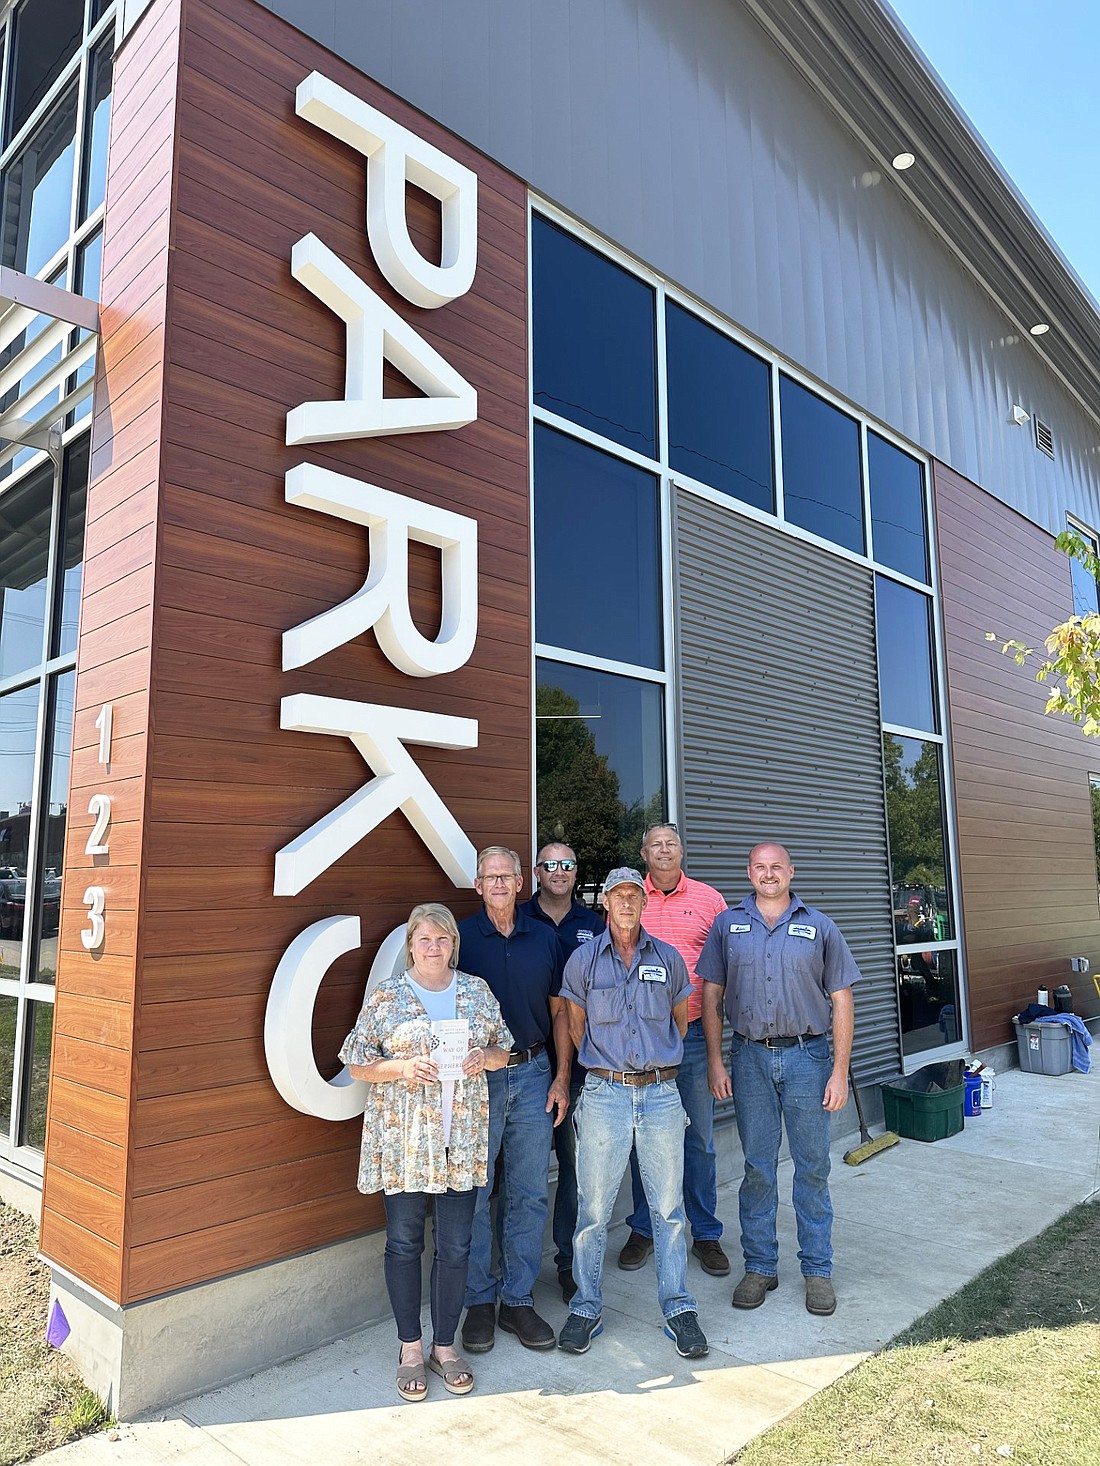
top-left (674, 488), bottom-right (902, 1085)
top-left (1034, 417), bottom-right (1054, 458)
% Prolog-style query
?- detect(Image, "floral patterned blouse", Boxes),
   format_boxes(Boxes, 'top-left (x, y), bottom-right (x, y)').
top-left (340, 970), bottom-right (513, 1195)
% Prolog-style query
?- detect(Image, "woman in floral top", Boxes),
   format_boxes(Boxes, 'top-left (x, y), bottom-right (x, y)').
top-left (340, 902), bottom-right (512, 1402)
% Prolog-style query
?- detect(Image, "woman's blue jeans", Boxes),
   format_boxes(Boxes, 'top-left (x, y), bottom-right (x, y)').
top-left (728, 1032), bottom-right (834, 1277)
top-left (382, 1188), bottom-right (477, 1346)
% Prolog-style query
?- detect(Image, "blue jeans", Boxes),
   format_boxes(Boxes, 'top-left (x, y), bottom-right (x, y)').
top-left (627, 1020), bottom-right (722, 1241)
top-left (552, 1077), bottom-right (585, 1272)
top-left (465, 1051), bottom-right (554, 1308)
top-left (383, 1188), bottom-right (477, 1346)
top-left (728, 1033), bottom-right (834, 1278)
top-left (571, 1074), bottom-right (696, 1320)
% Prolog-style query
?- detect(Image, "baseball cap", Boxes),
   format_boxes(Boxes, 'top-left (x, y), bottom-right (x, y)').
top-left (600, 866), bottom-right (646, 896)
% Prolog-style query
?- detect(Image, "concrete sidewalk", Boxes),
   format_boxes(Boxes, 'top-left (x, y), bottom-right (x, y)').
top-left (41, 1064), bottom-right (1100, 1466)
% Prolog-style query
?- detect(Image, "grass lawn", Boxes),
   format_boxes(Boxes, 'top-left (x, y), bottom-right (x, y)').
top-left (732, 1196), bottom-right (1100, 1466)
top-left (0, 1207), bottom-right (109, 1465)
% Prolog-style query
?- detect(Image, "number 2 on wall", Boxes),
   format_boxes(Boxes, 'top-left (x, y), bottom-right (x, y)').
top-left (81, 887), bottom-right (105, 950)
top-left (86, 794), bottom-right (111, 856)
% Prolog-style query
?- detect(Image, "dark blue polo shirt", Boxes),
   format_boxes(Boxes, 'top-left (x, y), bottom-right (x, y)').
top-left (458, 906), bottom-right (563, 1050)
top-left (519, 893), bottom-right (605, 961)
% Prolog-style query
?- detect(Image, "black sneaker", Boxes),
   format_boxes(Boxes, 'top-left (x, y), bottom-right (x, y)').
top-left (664, 1310), bottom-right (709, 1359)
top-left (558, 1313), bottom-right (603, 1354)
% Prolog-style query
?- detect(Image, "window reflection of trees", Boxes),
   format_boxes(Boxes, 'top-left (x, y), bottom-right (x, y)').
top-left (535, 684), bottom-right (664, 901)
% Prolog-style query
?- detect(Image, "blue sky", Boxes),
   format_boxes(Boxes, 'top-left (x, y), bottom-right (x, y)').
top-left (889, 0), bottom-right (1100, 304)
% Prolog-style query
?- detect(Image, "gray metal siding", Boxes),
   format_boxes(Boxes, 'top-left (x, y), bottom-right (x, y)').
top-left (675, 489), bottom-right (901, 1081)
top-left (260, 0), bottom-right (1100, 540)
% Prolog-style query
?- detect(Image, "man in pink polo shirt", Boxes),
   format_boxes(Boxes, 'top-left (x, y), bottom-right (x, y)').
top-left (617, 823), bottom-right (730, 1277)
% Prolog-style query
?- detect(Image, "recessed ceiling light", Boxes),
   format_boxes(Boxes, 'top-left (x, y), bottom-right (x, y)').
top-left (891, 151), bottom-right (916, 171)
top-left (1029, 322), bottom-right (1050, 336)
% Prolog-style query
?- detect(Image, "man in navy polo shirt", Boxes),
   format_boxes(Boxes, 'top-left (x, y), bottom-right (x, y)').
top-left (557, 867), bottom-right (708, 1360)
top-left (459, 846), bottom-right (569, 1354)
top-left (520, 841), bottom-right (604, 1302)
top-left (700, 841), bottom-right (858, 1319)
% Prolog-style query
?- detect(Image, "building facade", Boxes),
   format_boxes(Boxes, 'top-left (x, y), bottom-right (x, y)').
top-left (0, 0), bottom-right (1098, 1414)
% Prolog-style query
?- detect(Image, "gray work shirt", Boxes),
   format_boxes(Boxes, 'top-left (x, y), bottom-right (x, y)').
top-left (561, 925), bottom-right (691, 1072)
top-left (697, 892), bottom-right (860, 1040)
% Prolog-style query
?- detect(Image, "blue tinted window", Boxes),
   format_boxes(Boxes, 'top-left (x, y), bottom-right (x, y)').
top-left (2, 86), bottom-right (78, 276)
top-left (536, 659), bottom-right (665, 884)
top-left (780, 376), bottom-right (864, 553)
top-left (876, 576), bottom-right (938, 733)
top-left (1067, 521), bottom-right (1099, 617)
top-left (869, 433), bottom-right (928, 582)
top-left (666, 302), bottom-right (773, 512)
top-left (80, 41), bottom-right (112, 221)
top-left (534, 426), bottom-right (661, 668)
top-left (533, 216), bottom-right (656, 457)
top-left (885, 733), bottom-right (954, 946)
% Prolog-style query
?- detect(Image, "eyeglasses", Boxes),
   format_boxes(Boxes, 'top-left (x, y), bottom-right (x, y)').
top-left (479, 873), bottom-right (518, 885)
top-left (642, 822), bottom-right (679, 840)
top-left (537, 859), bottom-right (576, 872)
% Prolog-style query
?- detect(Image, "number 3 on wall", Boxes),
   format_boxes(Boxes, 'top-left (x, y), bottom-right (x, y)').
top-left (81, 887), bottom-right (105, 950)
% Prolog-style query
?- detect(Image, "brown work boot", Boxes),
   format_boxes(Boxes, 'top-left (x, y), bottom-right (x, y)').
top-left (731, 1271), bottom-right (778, 1309)
top-left (617, 1231), bottom-right (653, 1270)
top-left (805, 1276), bottom-right (836, 1315)
top-left (691, 1239), bottom-right (730, 1276)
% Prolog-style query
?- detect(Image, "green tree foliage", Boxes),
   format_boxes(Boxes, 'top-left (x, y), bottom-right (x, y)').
top-left (883, 733), bottom-right (947, 892)
top-left (535, 684), bottom-right (666, 894)
top-left (988, 529), bottom-right (1100, 735)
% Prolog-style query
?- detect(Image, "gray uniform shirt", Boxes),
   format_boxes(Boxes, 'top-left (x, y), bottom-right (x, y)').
top-left (697, 892), bottom-right (860, 1040)
top-left (562, 925), bottom-right (691, 1072)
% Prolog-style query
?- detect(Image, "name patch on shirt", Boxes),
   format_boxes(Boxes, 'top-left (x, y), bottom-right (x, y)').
top-left (576, 929), bottom-right (597, 942)
top-left (789, 923), bottom-right (817, 940)
top-left (728, 923), bottom-right (751, 933)
top-left (638, 965), bottom-right (668, 983)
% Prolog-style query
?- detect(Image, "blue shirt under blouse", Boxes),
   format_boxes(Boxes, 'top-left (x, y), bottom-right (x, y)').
top-left (457, 905), bottom-right (563, 1051)
top-left (561, 924), bottom-right (691, 1073)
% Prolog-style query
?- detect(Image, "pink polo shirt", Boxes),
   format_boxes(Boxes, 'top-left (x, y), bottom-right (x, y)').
top-left (643, 871), bottom-right (728, 1021)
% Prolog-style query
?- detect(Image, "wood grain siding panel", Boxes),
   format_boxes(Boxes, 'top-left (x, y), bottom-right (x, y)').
top-left (104, 0), bottom-right (531, 1298)
top-left (39, 0), bottom-right (182, 1303)
top-left (934, 460), bottom-right (1100, 1050)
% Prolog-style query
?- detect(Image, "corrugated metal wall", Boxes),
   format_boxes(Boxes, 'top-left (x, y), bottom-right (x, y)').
top-left (675, 489), bottom-right (901, 1081)
top-left (261, 0), bottom-right (1100, 537)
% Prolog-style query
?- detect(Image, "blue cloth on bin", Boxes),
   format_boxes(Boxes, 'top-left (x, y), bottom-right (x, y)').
top-left (1033, 1013), bottom-right (1092, 1074)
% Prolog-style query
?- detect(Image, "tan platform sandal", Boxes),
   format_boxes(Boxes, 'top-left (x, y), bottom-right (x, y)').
top-left (396, 1346), bottom-right (427, 1402)
top-left (428, 1346), bottom-right (474, 1395)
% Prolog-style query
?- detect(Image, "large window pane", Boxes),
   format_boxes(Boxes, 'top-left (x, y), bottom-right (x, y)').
top-left (0, 994), bottom-right (16, 1130)
top-left (666, 302), bottom-right (774, 512)
top-left (876, 575), bottom-right (938, 732)
top-left (532, 216), bottom-right (656, 457)
top-left (1068, 521), bottom-right (1099, 617)
top-left (780, 375), bottom-right (864, 553)
top-left (536, 659), bottom-right (665, 892)
top-left (21, 998), bottom-right (52, 1150)
top-left (885, 733), bottom-right (954, 942)
top-left (868, 432), bottom-right (928, 584)
top-left (36, 670), bottom-right (73, 985)
top-left (534, 425), bottom-right (662, 668)
top-left (79, 39), bottom-right (112, 220)
top-left (53, 439), bottom-right (87, 656)
top-left (5, 0), bottom-right (83, 143)
top-left (0, 681), bottom-right (39, 878)
top-left (0, 460), bottom-right (54, 680)
top-left (2, 83), bottom-right (78, 276)
top-left (897, 949), bottom-right (960, 1059)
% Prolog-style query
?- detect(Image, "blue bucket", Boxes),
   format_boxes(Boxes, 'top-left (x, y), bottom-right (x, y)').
top-left (963, 1072), bottom-right (982, 1118)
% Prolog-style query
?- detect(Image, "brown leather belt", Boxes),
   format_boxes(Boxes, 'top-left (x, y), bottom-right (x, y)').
top-left (506, 1042), bottom-right (545, 1066)
top-left (588, 1066), bottom-right (678, 1086)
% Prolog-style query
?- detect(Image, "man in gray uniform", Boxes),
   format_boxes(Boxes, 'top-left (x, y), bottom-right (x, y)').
top-left (700, 841), bottom-right (858, 1318)
top-left (557, 868), bottom-right (709, 1358)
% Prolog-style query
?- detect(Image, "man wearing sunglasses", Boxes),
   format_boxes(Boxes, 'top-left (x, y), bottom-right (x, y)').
top-left (521, 843), bottom-right (605, 1302)
top-left (619, 823), bottom-right (730, 1279)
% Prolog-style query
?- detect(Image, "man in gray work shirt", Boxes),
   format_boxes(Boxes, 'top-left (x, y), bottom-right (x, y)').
top-left (557, 868), bottom-right (709, 1359)
top-left (699, 842), bottom-right (858, 1318)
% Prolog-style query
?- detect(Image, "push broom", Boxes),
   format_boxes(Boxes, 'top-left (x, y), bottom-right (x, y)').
top-left (843, 1066), bottom-right (900, 1165)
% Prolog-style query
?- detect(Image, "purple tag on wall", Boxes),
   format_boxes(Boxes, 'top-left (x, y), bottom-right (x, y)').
top-left (46, 1300), bottom-right (71, 1348)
